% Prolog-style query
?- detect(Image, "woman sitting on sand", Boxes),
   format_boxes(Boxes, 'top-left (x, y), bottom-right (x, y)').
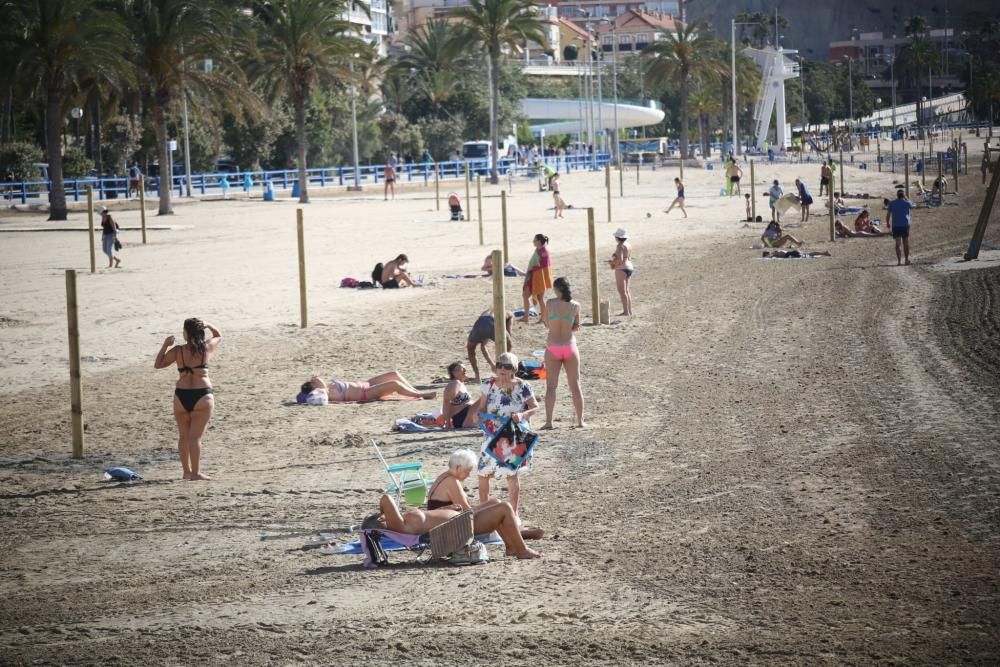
top-left (365, 450), bottom-right (542, 559)
top-left (835, 220), bottom-right (885, 238)
top-left (853, 208), bottom-right (883, 234)
top-left (441, 362), bottom-right (478, 429)
top-left (481, 254), bottom-right (525, 277)
top-left (761, 221), bottom-right (803, 248)
top-left (300, 372), bottom-right (435, 403)
top-left (154, 318), bottom-right (222, 480)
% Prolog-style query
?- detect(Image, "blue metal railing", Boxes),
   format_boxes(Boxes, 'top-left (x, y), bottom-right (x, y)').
top-left (1, 153), bottom-right (612, 205)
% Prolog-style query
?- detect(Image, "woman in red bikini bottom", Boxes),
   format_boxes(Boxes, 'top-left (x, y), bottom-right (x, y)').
top-left (304, 372), bottom-right (436, 402)
top-left (154, 318), bottom-right (222, 480)
top-left (542, 277), bottom-right (586, 429)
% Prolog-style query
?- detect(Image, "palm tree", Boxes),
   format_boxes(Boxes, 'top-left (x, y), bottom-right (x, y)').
top-left (688, 86), bottom-right (722, 158)
top-left (7, 0), bottom-right (128, 220)
top-left (128, 0), bottom-right (252, 214)
top-left (643, 20), bottom-right (717, 159)
top-left (392, 19), bottom-right (465, 116)
top-left (450, 0), bottom-right (548, 183)
top-left (896, 16), bottom-right (940, 131)
top-left (251, 0), bottom-right (364, 203)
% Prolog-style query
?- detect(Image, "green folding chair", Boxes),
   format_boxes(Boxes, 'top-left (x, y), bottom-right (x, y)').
top-left (371, 438), bottom-right (429, 507)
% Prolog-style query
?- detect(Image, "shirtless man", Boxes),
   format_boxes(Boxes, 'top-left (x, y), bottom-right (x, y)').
top-left (819, 160), bottom-right (833, 196)
top-left (726, 161), bottom-right (743, 196)
top-left (383, 162), bottom-right (396, 200)
top-left (381, 253), bottom-right (417, 288)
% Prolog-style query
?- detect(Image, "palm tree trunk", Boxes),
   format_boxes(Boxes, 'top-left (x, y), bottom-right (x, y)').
top-left (488, 53), bottom-right (500, 185)
top-left (46, 87), bottom-right (67, 221)
top-left (295, 95), bottom-right (309, 203)
top-left (153, 101), bottom-right (173, 215)
top-left (679, 72), bottom-right (690, 159)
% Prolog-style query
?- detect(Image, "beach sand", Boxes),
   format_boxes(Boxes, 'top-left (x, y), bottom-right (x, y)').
top-left (1, 143), bottom-right (999, 664)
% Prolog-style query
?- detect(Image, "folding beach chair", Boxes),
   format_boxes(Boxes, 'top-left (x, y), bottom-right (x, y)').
top-left (371, 438), bottom-right (429, 507)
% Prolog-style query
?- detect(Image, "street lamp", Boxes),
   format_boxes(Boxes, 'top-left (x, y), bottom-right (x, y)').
top-left (70, 107), bottom-right (83, 144)
top-left (731, 19), bottom-right (759, 155)
top-left (842, 55), bottom-right (854, 131)
top-left (349, 54), bottom-right (362, 191)
top-left (599, 17), bottom-right (620, 165)
top-left (586, 22), bottom-right (604, 157)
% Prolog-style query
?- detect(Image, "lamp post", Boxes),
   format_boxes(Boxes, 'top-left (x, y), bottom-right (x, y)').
top-left (841, 55), bottom-right (854, 132)
top-left (600, 17), bottom-right (620, 165)
top-left (587, 23), bottom-right (604, 156)
top-left (349, 55), bottom-right (361, 190)
top-left (731, 19), bottom-right (759, 155)
top-left (70, 107), bottom-right (83, 144)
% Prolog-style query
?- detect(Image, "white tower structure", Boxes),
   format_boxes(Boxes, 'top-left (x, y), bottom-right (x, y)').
top-left (744, 47), bottom-right (799, 150)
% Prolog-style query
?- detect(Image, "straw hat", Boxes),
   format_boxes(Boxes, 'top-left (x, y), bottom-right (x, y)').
top-left (613, 228), bottom-right (628, 239)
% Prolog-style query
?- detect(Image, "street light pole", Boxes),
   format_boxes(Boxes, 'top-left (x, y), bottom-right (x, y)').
top-left (731, 19), bottom-right (737, 155)
top-left (349, 57), bottom-right (361, 190)
top-left (611, 24), bottom-right (620, 166)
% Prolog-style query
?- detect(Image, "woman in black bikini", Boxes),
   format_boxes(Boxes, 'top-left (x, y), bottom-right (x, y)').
top-left (441, 361), bottom-right (478, 429)
top-left (154, 318), bottom-right (222, 480)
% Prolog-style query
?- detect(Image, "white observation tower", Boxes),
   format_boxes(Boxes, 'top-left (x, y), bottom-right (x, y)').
top-left (744, 46), bottom-right (799, 151)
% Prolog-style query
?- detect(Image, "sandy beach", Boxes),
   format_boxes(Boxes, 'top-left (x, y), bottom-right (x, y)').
top-left (1, 141), bottom-right (999, 665)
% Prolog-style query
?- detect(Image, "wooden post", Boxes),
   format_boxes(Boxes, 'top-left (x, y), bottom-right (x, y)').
top-left (750, 160), bottom-right (756, 221)
top-left (965, 156), bottom-right (1000, 259)
top-left (618, 160), bottom-right (624, 197)
top-left (679, 157), bottom-right (684, 182)
top-left (636, 158), bottom-right (640, 185)
top-left (587, 208), bottom-right (600, 325)
top-left (476, 175), bottom-right (484, 246)
top-left (464, 162), bottom-right (470, 214)
top-left (877, 138), bottom-right (881, 172)
top-left (500, 190), bottom-right (509, 265)
top-left (937, 153), bottom-right (943, 184)
top-left (904, 153), bottom-right (910, 198)
top-left (490, 249), bottom-right (507, 356)
top-left (296, 208), bottom-right (307, 328)
top-left (86, 187), bottom-right (96, 273)
top-left (953, 143), bottom-right (959, 194)
top-left (839, 146), bottom-right (845, 196)
top-left (139, 179), bottom-right (147, 244)
top-left (920, 150), bottom-right (925, 187)
top-left (434, 166), bottom-right (440, 211)
top-left (599, 300), bottom-right (610, 325)
top-left (828, 188), bottom-right (835, 242)
top-left (964, 143), bottom-right (968, 176)
top-left (605, 164), bottom-right (611, 222)
top-left (66, 270), bottom-right (84, 458)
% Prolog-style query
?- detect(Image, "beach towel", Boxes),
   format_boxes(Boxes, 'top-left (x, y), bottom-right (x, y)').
top-left (284, 395), bottom-right (421, 407)
top-left (104, 466), bottom-right (142, 481)
top-left (319, 531), bottom-right (503, 556)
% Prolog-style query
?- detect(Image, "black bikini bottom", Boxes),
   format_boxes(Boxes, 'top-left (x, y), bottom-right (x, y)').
top-left (175, 387), bottom-right (213, 412)
top-left (452, 405), bottom-right (471, 429)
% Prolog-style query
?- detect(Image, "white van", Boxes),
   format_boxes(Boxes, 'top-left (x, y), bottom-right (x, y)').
top-left (462, 136), bottom-right (518, 161)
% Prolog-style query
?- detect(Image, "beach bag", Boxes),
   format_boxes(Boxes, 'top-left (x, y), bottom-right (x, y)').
top-left (363, 531), bottom-right (389, 567)
top-left (516, 359), bottom-right (543, 380)
top-left (340, 277), bottom-right (359, 288)
top-left (357, 281), bottom-right (375, 289)
top-left (448, 540), bottom-right (489, 565)
top-left (114, 239), bottom-right (122, 251)
top-left (371, 262), bottom-right (384, 286)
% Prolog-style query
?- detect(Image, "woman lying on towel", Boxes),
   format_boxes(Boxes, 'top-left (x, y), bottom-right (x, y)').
top-left (835, 220), bottom-right (885, 238)
top-left (366, 450), bottom-right (542, 559)
top-left (299, 372), bottom-right (436, 403)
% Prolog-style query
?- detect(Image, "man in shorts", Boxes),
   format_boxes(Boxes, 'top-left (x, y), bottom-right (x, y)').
top-left (768, 179), bottom-right (783, 222)
top-left (383, 161), bottom-right (396, 200)
top-left (466, 310), bottom-right (514, 382)
top-left (819, 160), bottom-right (833, 196)
top-left (726, 161), bottom-right (743, 196)
top-left (886, 189), bottom-right (913, 266)
top-left (381, 254), bottom-right (417, 288)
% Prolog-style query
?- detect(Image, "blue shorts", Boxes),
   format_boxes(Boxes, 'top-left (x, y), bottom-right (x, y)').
top-left (891, 226), bottom-right (910, 239)
top-left (102, 234), bottom-right (115, 257)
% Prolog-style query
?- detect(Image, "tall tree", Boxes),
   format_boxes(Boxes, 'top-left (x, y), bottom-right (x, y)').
top-left (251, 0), bottom-right (364, 203)
top-left (128, 0), bottom-right (252, 214)
top-left (450, 0), bottom-right (547, 184)
top-left (7, 0), bottom-right (128, 220)
top-left (392, 20), bottom-right (465, 117)
top-left (643, 20), bottom-right (717, 159)
top-left (896, 15), bottom-right (940, 130)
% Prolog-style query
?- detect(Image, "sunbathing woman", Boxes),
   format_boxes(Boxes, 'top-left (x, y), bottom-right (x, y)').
top-left (441, 362), bottom-right (478, 429)
top-left (854, 208), bottom-right (884, 234)
top-left (303, 372), bottom-right (435, 402)
top-left (761, 221), bottom-right (803, 248)
top-left (481, 254), bottom-right (525, 277)
top-left (368, 450), bottom-right (542, 559)
top-left (154, 318), bottom-right (222, 480)
top-left (836, 219), bottom-right (885, 239)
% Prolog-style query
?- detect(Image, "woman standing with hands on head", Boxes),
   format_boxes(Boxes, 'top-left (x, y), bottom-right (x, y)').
top-left (542, 277), bottom-right (585, 429)
top-left (154, 318), bottom-right (222, 480)
top-left (608, 228), bottom-right (633, 316)
top-left (521, 234), bottom-right (553, 323)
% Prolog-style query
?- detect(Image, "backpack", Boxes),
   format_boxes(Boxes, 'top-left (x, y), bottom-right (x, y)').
top-left (371, 262), bottom-right (383, 286)
top-left (448, 540), bottom-right (489, 565)
top-left (340, 277), bottom-right (359, 288)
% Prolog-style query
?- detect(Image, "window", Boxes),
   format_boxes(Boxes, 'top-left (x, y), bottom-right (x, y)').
top-left (633, 32), bottom-right (648, 46)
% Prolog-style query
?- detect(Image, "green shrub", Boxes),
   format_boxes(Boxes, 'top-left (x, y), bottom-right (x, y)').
top-left (0, 141), bottom-right (44, 181)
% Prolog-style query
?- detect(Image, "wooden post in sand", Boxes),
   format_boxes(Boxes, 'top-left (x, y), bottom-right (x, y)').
top-left (296, 208), bottom-right (307, 328)
top-left (139, 179), bottom-right (147, 244)
top-left (877, 138), bottom-right (881, 172)
top-left (750, 160), bottom-right (756, 221)
top-left (476, 175), bottom-right (484, 246)
top-left (490, 249), bottom-right (507, 355)
top-left (636, 158), bottom-right (640, 185)
top-left (904, 153), bottom-right (910, 197)
top-left (920, 150), bottom-right (925, 187)
top-left (619, 160), bottom-right (624, 197)
top-left (464, 163), bottom-right (471, 213)
top-left (587, 208), bottom-right (600, 325)
top-left (828, 189), bottom-right (835, 243)
top-left (86, 187), bottom-right (96, 273)
top-left (839, 146), bottom-right (845, 196)
top-left (65, 269), bottom-right (84, 458)
top-left (501, 190), bottom-right (509, 264)
top-left (953, 143), bottom-right (960, 194)
top-left (937, 153), bottom-right (943, 185)
top-left (605, 164), bottom-right (611, 222)
top-left (965, 155), bottom-right (1000, 260)
top-left (434, 165), bottom-right (440, 210)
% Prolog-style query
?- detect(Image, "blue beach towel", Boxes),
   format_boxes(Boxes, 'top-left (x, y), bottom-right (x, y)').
top-left (104, 466), bottom-right (142, 481)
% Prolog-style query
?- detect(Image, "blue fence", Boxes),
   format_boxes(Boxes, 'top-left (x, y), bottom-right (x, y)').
top-left (1, 153), bottom-right (612, 205)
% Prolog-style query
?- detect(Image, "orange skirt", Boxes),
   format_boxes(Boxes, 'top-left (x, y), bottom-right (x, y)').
top-left (529, 266), bottom-right (553, 296)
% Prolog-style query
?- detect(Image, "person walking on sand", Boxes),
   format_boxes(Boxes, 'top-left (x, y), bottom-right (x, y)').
top-left (819, 160), bottom-right (833, 197)
top-left (795, 178), bottom-right (813, 221)
top-left (551, 172), bottom-right (567, 218)
top-left (522, 234), bottom-right (552, 323)
top-left (466, 309), bottom-right (514, 382)
top-left (726, 161), bottom-right (743, 196)
top-left (608, 228), bottom-right (633, 316)
top-left (664, 177), bottom-right (686, 217)
top-left (99, 207), bottom-right (122, 268)
top-left (383, 162), bottom-right (396, 200)
top-left (542, 277), bottom-right (585, 429)
top-left (154, 318), bottom-right (222, 480)
top-left (768, 180), bottom-right (784, 223)
top-left (886, 189), bottom-right (913, 266)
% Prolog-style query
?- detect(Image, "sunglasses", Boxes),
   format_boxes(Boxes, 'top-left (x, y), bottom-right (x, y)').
top-left (496, 363), bottom-right (516, 371)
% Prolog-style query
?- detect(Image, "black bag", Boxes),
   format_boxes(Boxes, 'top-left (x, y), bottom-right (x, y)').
top-left (516, 361), bottom-right (539, 380)
top-left (364, 530), bottom-right (388, 567)
top-left (371, 262), bottom-right (383, 286)
top-left (114, 239), bottom-right (122, 251)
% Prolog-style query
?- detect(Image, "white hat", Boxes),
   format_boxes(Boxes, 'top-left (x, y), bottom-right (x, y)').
top-left (99, 206), bottom-right (108, 213)
top-left (613, 228), bottom-right (628, 239)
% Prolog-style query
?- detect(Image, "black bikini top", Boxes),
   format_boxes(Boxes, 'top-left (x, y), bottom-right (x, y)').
top-left (450, 391), bottom-right (471, 406)
top-left (178, 347), bottom-right (209, 374)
